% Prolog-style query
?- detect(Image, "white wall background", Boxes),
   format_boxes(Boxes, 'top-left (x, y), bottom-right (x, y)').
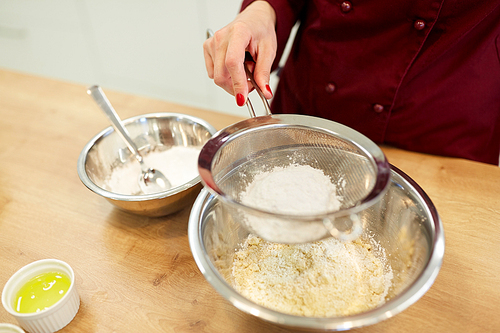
top-left (0, 0), bottom-right (280, 116)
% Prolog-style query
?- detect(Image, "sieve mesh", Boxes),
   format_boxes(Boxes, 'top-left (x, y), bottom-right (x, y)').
top-left (209, 124), bottom-right (377, 213)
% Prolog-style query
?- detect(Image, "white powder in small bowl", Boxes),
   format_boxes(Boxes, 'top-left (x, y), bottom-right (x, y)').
top-left (103, 146), bottom-right (201, 195)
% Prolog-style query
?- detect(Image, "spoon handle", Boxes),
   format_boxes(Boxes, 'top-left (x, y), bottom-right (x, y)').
top-left (87, 85), bottom-right (143, 164)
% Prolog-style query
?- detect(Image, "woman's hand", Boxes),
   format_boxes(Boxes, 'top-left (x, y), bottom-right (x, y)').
top-left (203, 1), bottom-right (277, 106)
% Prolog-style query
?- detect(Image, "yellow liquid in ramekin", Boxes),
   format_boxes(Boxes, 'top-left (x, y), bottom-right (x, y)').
top-left (14, 272), bottom-right (71, 313)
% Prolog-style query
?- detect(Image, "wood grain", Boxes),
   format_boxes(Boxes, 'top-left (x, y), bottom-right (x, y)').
top-left (1, 69), bottom-right (499, 332)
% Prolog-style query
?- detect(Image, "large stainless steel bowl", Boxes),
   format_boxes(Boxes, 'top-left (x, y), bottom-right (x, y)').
top-left (188, 165), bottom-right (444, 330)
top-left (78, 112), bottom-right (216, 217)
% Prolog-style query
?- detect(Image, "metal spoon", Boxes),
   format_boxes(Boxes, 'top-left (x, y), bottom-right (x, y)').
top-left (87, 85), bottom-right (171, 194)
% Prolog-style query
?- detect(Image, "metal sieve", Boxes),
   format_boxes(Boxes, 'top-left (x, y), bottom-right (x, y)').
top-left (199, 50), bottom-right (391, 243)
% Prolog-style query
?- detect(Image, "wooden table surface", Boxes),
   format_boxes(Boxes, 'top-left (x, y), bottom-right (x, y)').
top-left (1, 69), bottom-right (499, 333)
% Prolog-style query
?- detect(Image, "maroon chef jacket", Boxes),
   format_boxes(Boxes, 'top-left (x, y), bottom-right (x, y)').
top-left (241, 0), bottom-right (500, 165)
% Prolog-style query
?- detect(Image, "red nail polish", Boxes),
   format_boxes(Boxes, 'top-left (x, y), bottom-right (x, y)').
top-left (266, 84), bottom-right (273, 96)
top-left (236, 93), bottom-right (245, 107)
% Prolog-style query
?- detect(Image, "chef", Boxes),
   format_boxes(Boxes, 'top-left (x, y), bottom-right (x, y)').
top-left (203, 0), bottom-right (500, 165)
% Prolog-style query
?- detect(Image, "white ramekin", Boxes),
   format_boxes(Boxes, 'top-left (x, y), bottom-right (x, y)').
top-left (1, 259), bottom-right (80, 333)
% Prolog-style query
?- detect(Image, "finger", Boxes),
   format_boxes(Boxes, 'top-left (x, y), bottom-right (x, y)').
top-left (203, 39), bottom-right (214, 79)
top-left (206, 38), bottom-right (236, 95)
top-left (225, 35), bottom-right (251, 106)
top-left (212, 33), bottom-right (236, 96)
top-left (252, 43), bottom-right (276, 99)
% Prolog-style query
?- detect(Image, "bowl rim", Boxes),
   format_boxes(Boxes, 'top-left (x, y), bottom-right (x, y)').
top-left (188, 165), bottom-right (445, 330)
top-left (77, 112), bottom-right (217, 201)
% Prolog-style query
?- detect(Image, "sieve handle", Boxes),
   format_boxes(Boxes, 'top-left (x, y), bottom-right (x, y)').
top-left (244, 53), bottom-right (272, 116)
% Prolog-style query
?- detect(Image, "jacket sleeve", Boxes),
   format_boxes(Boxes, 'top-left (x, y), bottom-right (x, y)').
top-left (241, 0), bottom-right (307, 70)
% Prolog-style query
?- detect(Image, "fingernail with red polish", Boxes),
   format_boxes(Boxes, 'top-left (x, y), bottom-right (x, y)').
top-left (236, 93), bottom-right (245, 107)
top-left (266, 84), bottom-right (273, 96)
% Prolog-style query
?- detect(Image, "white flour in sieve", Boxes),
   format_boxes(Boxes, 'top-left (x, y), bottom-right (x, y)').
top-left (241, 164), bottom-right (341, 214)
top-left (103, 146), bottom-right (201, 195)
top-left (238, 164), bottom-right (342, 242)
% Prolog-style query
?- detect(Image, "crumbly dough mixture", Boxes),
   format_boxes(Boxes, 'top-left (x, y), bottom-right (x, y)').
top-left (232, 235), bottom-right (392, 317)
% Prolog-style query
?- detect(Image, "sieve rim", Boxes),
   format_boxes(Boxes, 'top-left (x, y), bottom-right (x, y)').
top-left (198, 114), bottom-right (391, 220)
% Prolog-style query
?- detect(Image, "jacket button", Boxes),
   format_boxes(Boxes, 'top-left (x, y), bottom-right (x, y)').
top-left (340, 1), bottom-right (352, 12)
top-left (373, 104), bottom-right (385, 113)
top-left (325, 83), bottom-right (336, 93)
top-left (414, 19), bottom-right (426, 30)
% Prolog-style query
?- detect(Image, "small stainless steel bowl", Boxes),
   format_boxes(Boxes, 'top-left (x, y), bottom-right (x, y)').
top-left (188, 165), bottom-right (445, 330)
top-left (77, 112), bottom-right (216, 217)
